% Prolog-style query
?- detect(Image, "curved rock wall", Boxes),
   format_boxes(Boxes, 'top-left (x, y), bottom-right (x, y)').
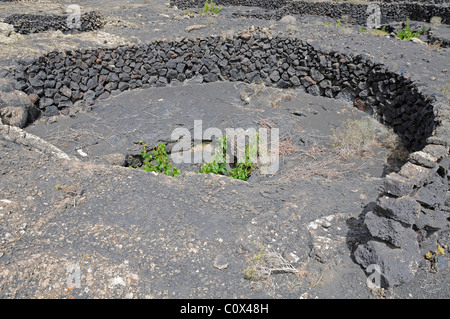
top-left (6, 34), bottom-right (450, 287)
top-left (11, 35), bottom-right (437, 150)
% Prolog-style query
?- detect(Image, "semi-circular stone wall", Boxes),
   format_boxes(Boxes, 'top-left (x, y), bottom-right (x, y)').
top-left (170, 0), bottom-right (450, 25)
top-left (6, 33), bottom-right (450, 287)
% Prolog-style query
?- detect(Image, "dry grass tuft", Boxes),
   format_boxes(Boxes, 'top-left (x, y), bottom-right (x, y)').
top-left (243, 244), bottom-right (301, 283)
top-left (331, 117), bottom-right (378, 158)
top-left (279, 137), bottom-right (301, 157)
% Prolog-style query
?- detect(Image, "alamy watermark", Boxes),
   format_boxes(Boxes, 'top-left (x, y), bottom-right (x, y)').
top-left (63, 3), bottom-right (382, 36)
top-left (366, 4), bottom-right (381, 29)
top-left (366, 264), bottom-right (382, 289)
top-left (170, 120), bottom-right (280, 175)
top-left (66, 4), bottom-right (81, 30)
top-left (66, 263), bottom-right (81, 289)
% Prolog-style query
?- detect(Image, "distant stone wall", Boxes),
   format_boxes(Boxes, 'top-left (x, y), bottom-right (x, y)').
top-left (3, 11), bottom-right (103, 34)
top-left (365, 0), bottom-right (449, 4)
top-left (6, 34), bottom-right (449, 287)
top-left (171, 0), bottom-right (450, 25)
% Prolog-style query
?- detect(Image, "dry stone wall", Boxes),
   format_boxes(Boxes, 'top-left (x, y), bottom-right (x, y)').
top-left (365, 0), bottom-right (449, 4)
top-left (3, 11), bottom-right (103, 34)
top-left (171, 0), bottom-right (450, 25)
top-left (3, 33), bottom-right (450, 287)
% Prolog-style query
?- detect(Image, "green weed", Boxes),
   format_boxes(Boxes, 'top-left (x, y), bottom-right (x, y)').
top-left (228, 133), bottom-right (260, 181)
top-left (201, 0), bottom-right (223, 14)
top-left (199, 136), bottom-right (228, 175)
top-left (199, 133), bottom-right (260, 181)
top-left (243, 244), bottom-right (269, 281)
top-left (397, 19), bottom-right (427, 40)
top-left (139, 141), bottom-right (181, 177)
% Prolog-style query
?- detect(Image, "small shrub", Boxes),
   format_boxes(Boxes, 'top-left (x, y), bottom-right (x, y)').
top-left (199, 136), bottom-right (228, 175)
top-left (242, 245), bottom-right (268, 281)
top-left (199, 133), bottom-right (260, 181)
top-left (397, 19), bottom-right (427, 40)
top-left (242, 244), bottom-right (299, 282)
top-left (429, 40), bottom-right (443, 52)
top-left (331, 116), bottom-right (408, 164)
top-left (425, 244), bottom-right (446, 272)
top-left (331, 117), bottom-right (377, 158)
top-left (430, 16), bottom-right (442, 28)
top-left (139, 141), bottom-right (181, 177)
top-left (369, 26), bottom-right (389, 36)
top-left (228, 134), bottom-right (259, 181)
top-left (201, 0), bottom-right (223, 14)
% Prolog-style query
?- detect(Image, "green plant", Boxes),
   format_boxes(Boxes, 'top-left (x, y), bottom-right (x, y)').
top-left (199, 136), bottom-right (228, 175)
top-left (359, 26), bottom-right (367, 33)
top-left (199, 133), bottom-right (260, 181)
top-left (201, 0), bottom-right (223, 14)
top-left (397, 19), bottom-right (427, 40)
top-left (243, 245), bottom-right (269, 281)
top-left (139, 141), bottom-right (181, 177)
top-left (336, 20), bottom-right (342, 27)
top-left (228, 133), bottom-right (260, 181)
